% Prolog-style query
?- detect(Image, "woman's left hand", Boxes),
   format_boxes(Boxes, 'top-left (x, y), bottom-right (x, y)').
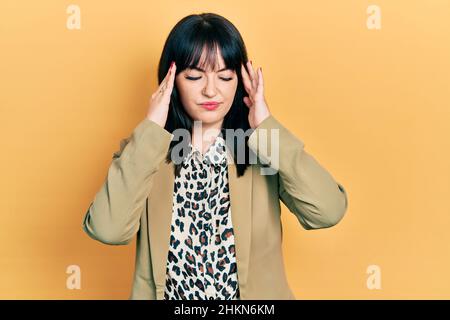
top-left (241, 61), bottom-right (271, 129)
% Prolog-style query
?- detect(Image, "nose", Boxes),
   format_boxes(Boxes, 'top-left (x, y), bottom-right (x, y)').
top-left (202, 76), bottom-right (218, 97)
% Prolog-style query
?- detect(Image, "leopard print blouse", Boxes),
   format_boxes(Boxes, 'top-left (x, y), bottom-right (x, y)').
top-left (163, 135), bottom-right (240, 300)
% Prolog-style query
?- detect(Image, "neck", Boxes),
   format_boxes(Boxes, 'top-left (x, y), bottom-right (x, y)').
top-left (191, 119), bottom-right (224, 155)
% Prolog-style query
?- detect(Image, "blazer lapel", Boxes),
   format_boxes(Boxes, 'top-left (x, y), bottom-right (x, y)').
top-left (147, 161), bottom-right (175, 298)
top-left (148, 158), bottom-right (253, 299)
top-left (228, 162), bottom-right (253, 299)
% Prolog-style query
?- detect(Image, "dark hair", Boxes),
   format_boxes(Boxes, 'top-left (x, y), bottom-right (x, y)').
top-left (157, 12), bottom-right (252, 178)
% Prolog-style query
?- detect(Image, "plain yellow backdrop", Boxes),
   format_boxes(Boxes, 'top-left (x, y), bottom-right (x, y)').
top-left (1, 0), bottom-right (449, 299)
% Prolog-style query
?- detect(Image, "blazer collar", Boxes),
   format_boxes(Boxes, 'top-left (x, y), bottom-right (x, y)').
top-left (185, 135), bottom-right (229, 167)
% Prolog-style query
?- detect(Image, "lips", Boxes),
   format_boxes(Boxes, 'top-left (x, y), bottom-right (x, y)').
top-left (201, 102), bottom-right (221, 110)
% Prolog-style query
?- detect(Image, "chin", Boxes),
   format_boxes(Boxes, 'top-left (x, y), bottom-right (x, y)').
top-left (191, 112), bottom-right (224, 124)
top-left (196, 113), bottom-right (221, 123)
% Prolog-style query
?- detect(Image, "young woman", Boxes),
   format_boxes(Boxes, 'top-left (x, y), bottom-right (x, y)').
top-left (82, 12), bottom-right (348, 300)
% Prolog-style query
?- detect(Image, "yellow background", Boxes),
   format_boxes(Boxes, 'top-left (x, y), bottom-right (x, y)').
top-left (1, 0), bottom-right (449, 299)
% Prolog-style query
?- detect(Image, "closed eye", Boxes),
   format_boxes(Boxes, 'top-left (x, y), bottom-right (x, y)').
top-left (186, 76), bottom-right (233, 81)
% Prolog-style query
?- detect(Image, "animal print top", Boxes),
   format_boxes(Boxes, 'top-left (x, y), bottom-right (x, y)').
top-left (163, 135), bottom-right (240, 300)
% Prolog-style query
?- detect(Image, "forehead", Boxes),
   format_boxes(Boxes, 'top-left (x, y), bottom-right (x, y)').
top-left (191, 46), bottom-right (227, 72)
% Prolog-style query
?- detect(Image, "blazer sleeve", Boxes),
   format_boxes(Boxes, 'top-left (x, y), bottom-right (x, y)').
top-left (82, 118), bottom-right (174, 245)
top-left (247, 114), bottom-right (348, 230)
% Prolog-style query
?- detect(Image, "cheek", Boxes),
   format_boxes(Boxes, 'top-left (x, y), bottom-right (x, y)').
top-left (223, 81), bottom-right (238, 100)
top-left (176, 80), bottom-right (196, 101)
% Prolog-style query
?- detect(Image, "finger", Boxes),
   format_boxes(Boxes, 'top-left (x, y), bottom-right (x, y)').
top-left (158, 70), bottom-right (171, 91)
top-left (256, 67), bottom-right (264, 96)
top-left (243, 96), bottom-right (253, 108)
top-left (156, 63), bottom-right (174, 95)
top-left (164, 63), bottom-right (176, 98)
top-left (246, 61), bottom-right (257, 90)
top-left (154, 82), bottom-right (168, 100)
top-left (152, 82), bottom-right (166, 98)
top-left (241, 63), bottom-right (253, 94)
top-left (154, 83), bottom-right (166, 98)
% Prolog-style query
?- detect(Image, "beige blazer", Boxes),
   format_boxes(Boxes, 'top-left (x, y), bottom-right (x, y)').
top-left (82, 114), bottom-right (348, 300)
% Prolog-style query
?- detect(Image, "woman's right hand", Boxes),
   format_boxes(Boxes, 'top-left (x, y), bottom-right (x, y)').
top-left (146, 61), bottom-right (177, 127)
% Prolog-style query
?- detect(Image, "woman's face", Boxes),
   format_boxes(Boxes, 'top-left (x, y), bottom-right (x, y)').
top-left (175, 47), bottom-right (238, 128)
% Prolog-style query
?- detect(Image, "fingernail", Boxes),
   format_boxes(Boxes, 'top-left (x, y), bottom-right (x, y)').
top-left (170, 61), bottom-right (174, 69)
top-left (250, 60), bottom-right (252, 65)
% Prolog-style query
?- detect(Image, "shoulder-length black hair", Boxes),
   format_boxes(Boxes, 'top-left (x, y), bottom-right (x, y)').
top-left (157, 12), bottom-right (252, 178)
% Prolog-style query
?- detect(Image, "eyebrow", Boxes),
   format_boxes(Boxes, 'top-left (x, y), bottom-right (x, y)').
top-left (189, 66), bottom-right (230, 72)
